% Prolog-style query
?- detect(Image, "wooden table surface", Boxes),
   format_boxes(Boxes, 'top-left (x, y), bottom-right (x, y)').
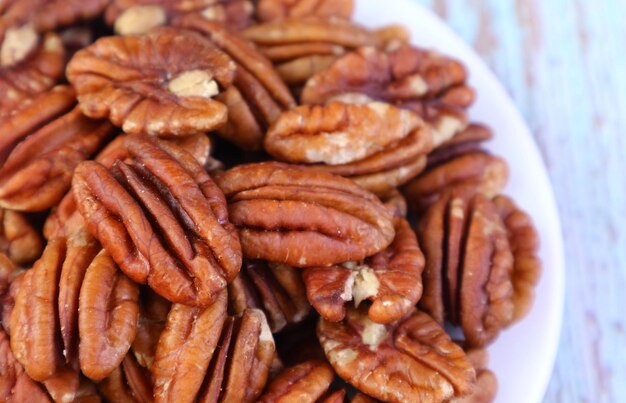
top-left (413, 1), bottom-right (626, 402)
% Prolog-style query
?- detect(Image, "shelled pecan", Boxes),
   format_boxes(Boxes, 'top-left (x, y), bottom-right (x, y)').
top-left (229, 260), bottom-right (310, 332)
top-left (105, 0), bottom-right (254, 35)
top-left (303, 217), bottom-right (424, 324)
top-left (256, 0), bottom-right (354, 22)
top-left (0, 208), bottom-right (43, 266)
top-left (451, 348), bottom-right (497, 403)
top-left (67, 27), bottom-right (236, 137)
top-left (98, 354), bottom-right (153, 403)
top-left (215, 162), bottom-right (395, 267)
top-left (72, 135), bottom-right (242, 306)
top-left (318, 307), bottom-right (476, 402)
top-left (257, 360), bottom-right (335, 402)
top-left (176, 15), bottom-right (296, 150)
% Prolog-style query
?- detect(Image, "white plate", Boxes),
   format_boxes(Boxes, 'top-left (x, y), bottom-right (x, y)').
top-left (354, 1), bottom-right (565, 402)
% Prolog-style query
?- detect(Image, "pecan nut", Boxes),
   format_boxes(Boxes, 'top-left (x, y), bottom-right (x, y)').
top-left (301, 45), bottom-right (473, 144)
top-left (106, 0), bottom-right (254, 35)
top-left (67, 27), bottom-right (236, 137)
top-left (229, 260), bottom-right (310, 333)
top-left (417, 188), bottom-right (516, 347)
top-left (317, 307), bottom-right (476, 402)
top-left (99, 354), bottom-right (153, 403)
top-left (0, 88), bottom-right (115, 212)
top-left (257, 360), bottom-right (335, 403)
top-left (72, 135), bottom-right (242, 306)
top-left (42, 367), bottom-right (102, 403)
top-left (303, 217), bottom-right (424, 324)
top-left (215, 162), bottom-right (395, 267)
top-left (0, 208), bottom-right (43, 266)
top-left (256, 0), bottom-right (354, 22)
top-left (78, 250), bottom-right (140, 381)
top-left (175, 16), bottom-right (296, 150)
top-left (451, 348), bottom-right (497, 403)
top-left (132, 287), bottom-right (171, 369)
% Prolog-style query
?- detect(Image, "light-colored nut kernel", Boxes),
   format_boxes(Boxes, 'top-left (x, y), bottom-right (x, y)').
top-left (1, 24), bottom-right (38, 67)
top-left (114, 5), bottom-right (167, 35)
top-left (360, 317), bottom-right (387, 349)
top-left (352, 266), bottom-right (380, 307)
top-left (167, 70), bottom-right (219, 98)
top-left (433, 115), bottom-right (466, 147)
top-left (201, 5), bottom-right (226, 21)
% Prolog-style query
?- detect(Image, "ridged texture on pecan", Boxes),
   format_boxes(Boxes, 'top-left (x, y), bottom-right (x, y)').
top-left (0, 30), bottom-right (65, 112)
top-left (244, 17), bottom-right (407, 85)
top-left (317, 307), bottom-right (476, 402)
top-left (451, 348), bottom-right (497, 403)
top-left (303, 217), bottom-right (424, 324)
top-left (67, 27), bottom-right (236, 137)
top-left (265, 102), bottom-right (423, 165)
top-left (302, 45), bottom-right (473, 145)
top-left (0, 208), bottom-right (43, 266)
top-left (417, 188), bottom-right (516, 348)
top-left (426, 123), bottom-right (493, 166)
top-left (176, 15), bottom-right (296, 150)
top-left (229, 260), bottom-right (310, 333)
top-left (0, 93), bottom-right (115, 212)
top-left (257, 360), bottom-right (335, 403)
top-left (215, 162), bottom-right (395, 267)
top-left (256, 0), bottom-right (353, 22)
top-left (105, 0), bottom-right (255, 35)
top-left (153, 291), bottom-right (276, 403)
top-left (72, 135), bottom-right (242, 306)
top-left (78, 250), bottom-right (139, 381)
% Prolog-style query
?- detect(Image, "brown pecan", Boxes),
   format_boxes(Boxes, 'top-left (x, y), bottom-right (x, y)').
top-left (426, 123), bottom-right (493, 166)
top-left (317, 307), bottom-right (476, 402)
top-left (493, 195), bottom-right (541, 322)
top-left (303, 217), bottom-right (423, 324)
top-left (1, 267), bottom-right (24, 334)
top-left (417, 189), bottom-right (516, 348)
top-left (451, 348), bottom-right (497, 403)
top-left (10, 238), bottom-right (65, 381)
top-left (79, 250), bottom-right (140, 381)
top-left (66, 27), bottom-right (236, 137)
top-left (72, 135), bottom-right (242, 306)
top-left (0, 208), bottom-right (43, 266)
top-left (301, 45), bottom-right (473, 144)
top-left (105, 0), bottom-right (254, 35)
top-left (215, 162), bottom-right (395, 267)
top-left (0, 327), bottom-right (52, 402)
top-left (265, 102), bottom-right (423, 165)
top-left (132, 288), bottom-right (171, 369)
top-left (403, 150), bottom-right (508, 212)
top-left (0, 0), bottom-right (109, 33)
top-left (42, 366), bottom-right (102, 403)
top-left (0, 95), bottom-right (115, 212)
top-left (257, 360), bottom-right (334, 403)
top-left (99, 354), bottom-right (153, 403)
top-left (256, 0), bottom-right (353, 22)
top-left (175, 15), bottom-right (296, 150)
top-left (244, 17), bottom-right (407, 86)
top-left (229, 260), bottom-right (310, 333)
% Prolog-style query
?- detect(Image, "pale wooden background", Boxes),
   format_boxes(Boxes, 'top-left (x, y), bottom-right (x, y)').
top-left (412, 0), bottom-right (626, 402)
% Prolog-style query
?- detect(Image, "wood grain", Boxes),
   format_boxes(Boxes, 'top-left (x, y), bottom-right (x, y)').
top-left (414, 0), bottom-right (626, 402)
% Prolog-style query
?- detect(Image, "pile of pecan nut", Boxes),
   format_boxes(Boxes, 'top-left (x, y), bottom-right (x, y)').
top-left (0, 0), bottom-right (542, 402)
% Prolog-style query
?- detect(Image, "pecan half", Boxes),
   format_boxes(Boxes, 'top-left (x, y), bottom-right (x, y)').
top-left (317, 307), bottom-right (476, 402)
top-left (256, 0), bottom-right (353, 22)
top-left (106, 0), bottom-right (254, 35)
top-left (79, 250), bottom-right (140, 381)
top-left (244, 18), bottom-right (407, 86)
top-left (303, 217), bottom-right (423, 324)
top-left (67, 27), bottom-right (236, 137)
top-left (175, 15), bottom-right (295, 150)
top-left (229, 260), bottom-right (310, 333)
top-left (215, 162), bottom-right (395, 267)
top-left (265, 102), bottom-right (423, 165)
top-left (257, 360), bottom-right (335, 403)
top-left (0, 94), bottom-right (115, 212)
top-left (72, 135), bottom-right (242, 306)
top-left (0, 208), bottom-right (43, 266)
top-left (417, 188), bottom-right (516, 348)
top-left (301, 45), bottom-right (473, 144)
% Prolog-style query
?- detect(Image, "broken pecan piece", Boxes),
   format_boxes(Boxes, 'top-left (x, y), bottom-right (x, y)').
top-left (105, 0), bottom-right (254, 35)
top-left (302, 45), bottom-right (473, 144)
top-left (215, 162), bottom-right (395, 267)
top-left (73, 135), bottom-right (242, 306)
top-left (0, 89), bottom-right (115, 212)
top-left (175, 15), bottom-right (296, 150)
top-left (417, 188), bottom-right (516, 347)
top-left (256, 0), bottom-right (353, 22)
top-left (67, 27), bottom-right (236, 137)
top-left (317, 307), bottom-right (476, 402)
top-left (257, 360), bottom-right (335, 403)
top-left (0, 208), bottom-right (43, 266)
top-left (303, 217), bottom-right (423, 324)
top-left (229, 260), bottom-right (310, 332)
